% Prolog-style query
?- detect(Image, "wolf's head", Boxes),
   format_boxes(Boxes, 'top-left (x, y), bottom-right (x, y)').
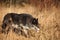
top-left (32, 18), bottom-right (38, 26)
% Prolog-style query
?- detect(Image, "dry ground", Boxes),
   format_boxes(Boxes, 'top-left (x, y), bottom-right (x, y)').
top-left (0, 3), bottom-right (60, 40)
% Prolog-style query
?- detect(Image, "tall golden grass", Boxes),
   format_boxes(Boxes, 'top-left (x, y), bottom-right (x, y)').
top-left (0, 0), bottom-right (60, 40)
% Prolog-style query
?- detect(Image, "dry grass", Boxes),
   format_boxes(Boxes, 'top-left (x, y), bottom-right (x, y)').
top-left (0, 1), bottom-right (60, 40)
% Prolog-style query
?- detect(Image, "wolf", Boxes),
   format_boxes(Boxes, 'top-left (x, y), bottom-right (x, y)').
top-left (1, 13), bottom-right (39, 37)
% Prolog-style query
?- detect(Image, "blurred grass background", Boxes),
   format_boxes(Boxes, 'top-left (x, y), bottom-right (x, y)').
top-left (0, 0), bottom-right (60, 40)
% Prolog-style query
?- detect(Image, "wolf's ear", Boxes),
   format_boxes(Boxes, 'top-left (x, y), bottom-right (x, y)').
top-left (37, 18), bottom-right (38, 21)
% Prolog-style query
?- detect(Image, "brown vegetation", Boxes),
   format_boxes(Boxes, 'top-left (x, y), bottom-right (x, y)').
top-left (0, 0), bottom-right (60, 40)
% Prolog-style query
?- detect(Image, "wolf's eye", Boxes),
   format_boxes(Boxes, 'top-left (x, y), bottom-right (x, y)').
top-left (34, 20), bottom-right (35, 22)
